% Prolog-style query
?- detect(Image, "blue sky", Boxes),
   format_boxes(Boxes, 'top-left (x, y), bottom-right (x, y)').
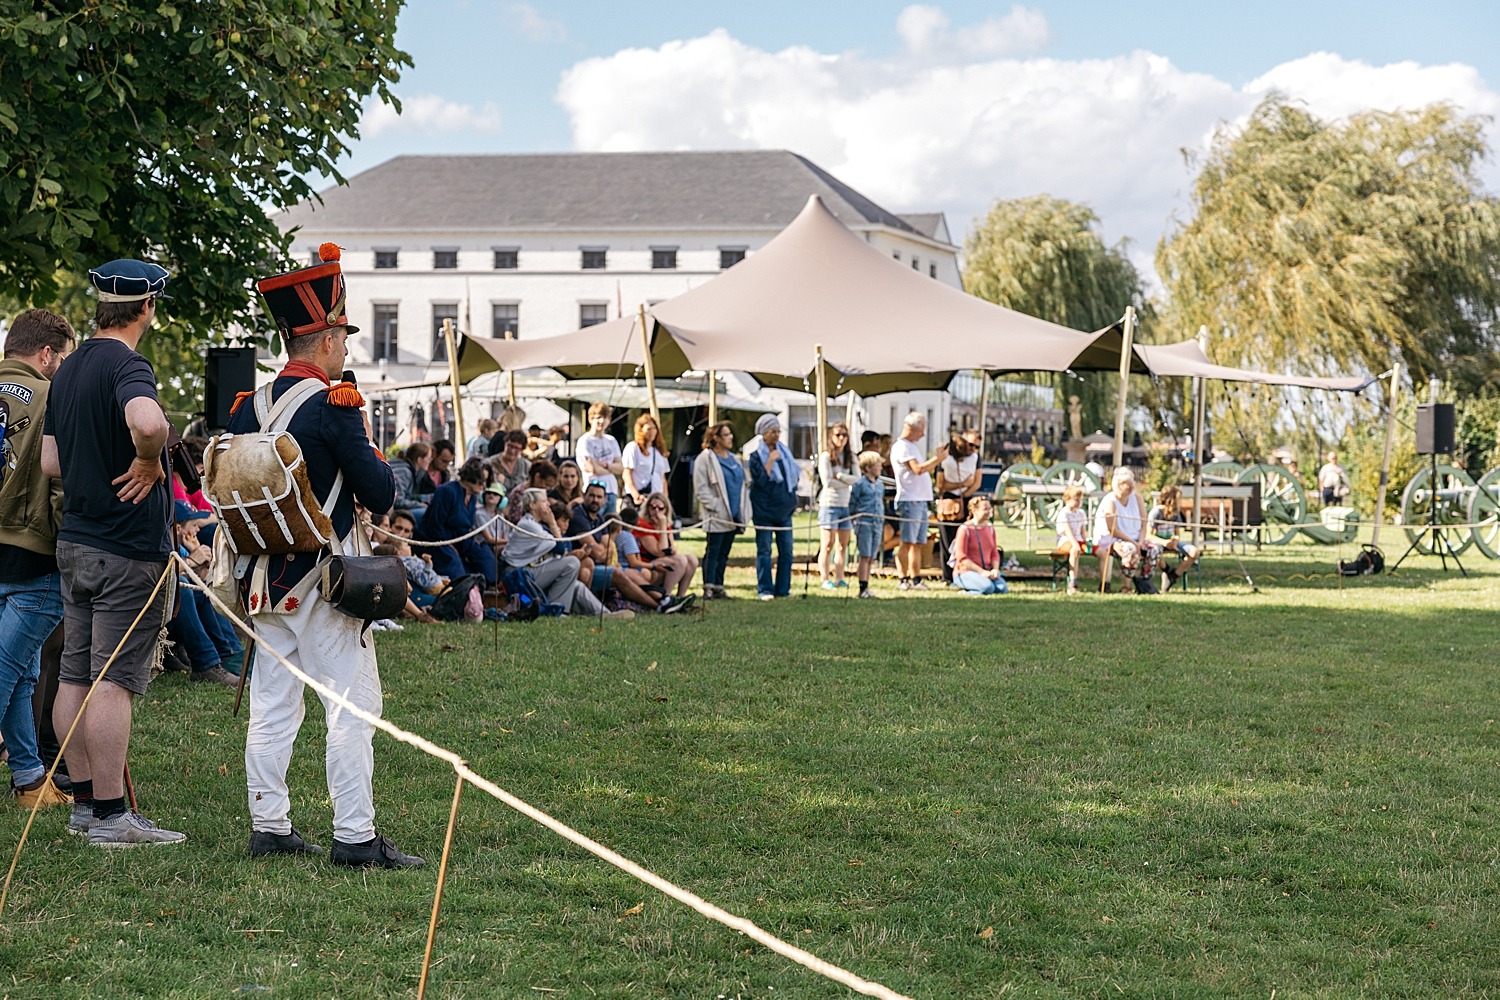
top-left (335, 2), bottom-right (1500, 267)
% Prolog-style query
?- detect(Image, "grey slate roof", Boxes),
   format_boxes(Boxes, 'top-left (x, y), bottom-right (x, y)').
top-left (898, 212), bottom-right (949, 241)
top-left (277, 150), bottom-right (946, 240)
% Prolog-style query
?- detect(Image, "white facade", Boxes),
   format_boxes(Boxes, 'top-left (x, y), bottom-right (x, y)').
top-left (272, 153), bottom-right (964, 453)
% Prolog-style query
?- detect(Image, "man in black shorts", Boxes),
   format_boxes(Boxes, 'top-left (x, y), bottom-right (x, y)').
top-left (42, 259), bottom-right (184, 848)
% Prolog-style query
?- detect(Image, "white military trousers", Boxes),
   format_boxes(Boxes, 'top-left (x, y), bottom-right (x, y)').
top-left (245, 595), bottom-right (382, 843)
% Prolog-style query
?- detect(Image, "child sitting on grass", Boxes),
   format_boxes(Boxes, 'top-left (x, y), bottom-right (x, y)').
top-left (1055, 483), bottom-right (1090, 596)
top-left (374, 540), bottom-right (443, 623)
top-left (847, 450), bottom-right (886, 598)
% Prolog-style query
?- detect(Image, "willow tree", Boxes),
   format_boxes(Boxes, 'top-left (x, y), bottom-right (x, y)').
top-left (1157, 95), bottom-right (1500, 450)
top-left (964, 195), bottom-right (1148, 438)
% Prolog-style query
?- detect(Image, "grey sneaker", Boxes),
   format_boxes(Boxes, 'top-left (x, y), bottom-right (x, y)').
top-left (88, 811), bottom-right (188, 848)
top-left (66, 802), bottom-right (93, 837)
top-left (191, 665), bottom-right (238, 688)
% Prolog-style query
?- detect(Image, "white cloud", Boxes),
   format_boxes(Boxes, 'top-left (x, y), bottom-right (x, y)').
top-left (555, 10), bottom-right (1500, 274)
top-left (363, 94), bottom-right (502, 138)
top-left (896, 4), bottom-right (1049, 60)
top-left (508, 3), bottom-right (567, 44)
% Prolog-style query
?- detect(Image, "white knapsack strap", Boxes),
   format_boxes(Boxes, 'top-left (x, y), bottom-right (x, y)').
top-left (256, 378), bottom-right (345, 529)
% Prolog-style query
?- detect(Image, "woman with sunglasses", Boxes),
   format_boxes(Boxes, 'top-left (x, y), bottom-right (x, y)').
top-left (636, 491), bottom-right (699, 604)
top-left (622, 413), bottom-right (671, 510)
top-left (815, 421), bottom-right (859, 589)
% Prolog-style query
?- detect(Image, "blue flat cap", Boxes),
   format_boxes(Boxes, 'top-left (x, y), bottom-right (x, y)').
top-left (89, 259), bottom-right (172, 302)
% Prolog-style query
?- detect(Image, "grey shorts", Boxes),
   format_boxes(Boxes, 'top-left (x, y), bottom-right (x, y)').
top-left (57, 540), bottom-right (171, 696)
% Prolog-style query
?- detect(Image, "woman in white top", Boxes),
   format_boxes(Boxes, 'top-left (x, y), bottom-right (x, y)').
top-left (1092, 466), bottom-right (1157, 593)
top-left (621, 412), bottom-right (671, 508)
top-left (816, 422), bottom-right (860, 588)
top-left (935, 432), bottom-right (982, 584)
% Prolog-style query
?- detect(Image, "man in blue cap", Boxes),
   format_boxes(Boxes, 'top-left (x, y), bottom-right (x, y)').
top-left (224, 244), bottom-right (422, 868)
top-left (42, 259), bottom-right (185, 847)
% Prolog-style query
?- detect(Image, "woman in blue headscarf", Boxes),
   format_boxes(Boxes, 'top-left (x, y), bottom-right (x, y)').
top-left (748, 413), bottom-right (799, 600)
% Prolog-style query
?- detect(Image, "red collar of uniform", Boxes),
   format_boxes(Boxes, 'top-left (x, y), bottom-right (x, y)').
top-left (278, 359), bottom-right (331, 385)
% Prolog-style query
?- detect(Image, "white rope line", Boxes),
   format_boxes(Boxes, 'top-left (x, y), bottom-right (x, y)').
top-left (177, 558), bottom-right (912, 1000)
top-left (371, 506), bottom-right (1500, 548)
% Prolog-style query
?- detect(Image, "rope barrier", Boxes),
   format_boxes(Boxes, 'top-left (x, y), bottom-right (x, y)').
top-left (171, 560), bottom-right (913, 1000)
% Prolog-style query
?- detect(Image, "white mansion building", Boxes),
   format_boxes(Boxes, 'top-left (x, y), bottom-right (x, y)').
top-left (274, 150), bottom-right (964, 448)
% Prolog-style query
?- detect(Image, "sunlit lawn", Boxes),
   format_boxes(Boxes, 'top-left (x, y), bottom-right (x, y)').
top-left (2, 525), bottom-right (1497, 998)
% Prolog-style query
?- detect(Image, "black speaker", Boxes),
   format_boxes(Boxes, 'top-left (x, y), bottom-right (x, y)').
top-left (1415, 403), bottom-right (1456, 455)
top-left (205, 347), bottom-right (258, 431)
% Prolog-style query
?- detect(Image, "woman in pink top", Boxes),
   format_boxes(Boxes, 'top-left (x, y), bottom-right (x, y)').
top-left (951, 496), bottom-right (1008, 595)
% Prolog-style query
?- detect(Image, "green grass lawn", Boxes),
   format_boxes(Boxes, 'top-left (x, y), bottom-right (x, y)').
top-left (2, 530), bottom-right (1498, 998)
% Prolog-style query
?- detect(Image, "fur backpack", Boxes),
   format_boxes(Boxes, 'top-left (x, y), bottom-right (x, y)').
top-left (203, 379), bottom-right (339, 556)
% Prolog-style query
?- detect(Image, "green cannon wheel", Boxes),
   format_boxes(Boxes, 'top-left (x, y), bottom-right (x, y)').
top-left (1400, 464), bottom-right (1475, 556)
top-left (994, 462), bottom-right (1045, 527)
top-left (1465, 467), bottom-right (1500, 559)
top-left (1036, 461), bottom-right (1101, 526)
top-left (1201, 461), bottom-right (1244, 481)
top-left (1236, 463), bottom-right (1308, 545)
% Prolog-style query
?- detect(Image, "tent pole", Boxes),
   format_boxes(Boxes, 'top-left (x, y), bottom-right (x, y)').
top-left (1371, 362), bottom-right (1402, 549)
top-left (846, 391), bottom-right (858, 443)
top-left (506, 331), bottom-right (517, 410)
top-left (442, 318), bottom-right (467, 461)
top-left (708, 369), bottom-right (718, 426)
top-left (815, 345), bottom-right (828, 457)
top-left (1190, 326), bottom-right (1208, 546)
top-left (1112, 306), bottom-right (1137, 470)
top-left (977, 369), bottom-right (990, 462)
top-left (637, 304), bottom-right (659, 426)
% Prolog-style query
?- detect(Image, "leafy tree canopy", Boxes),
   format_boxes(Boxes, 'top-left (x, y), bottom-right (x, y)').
top-left (963, 194), bottom-right (1149, 437)
top-left (1157, 95), bottom-right (1500, 398)
top-left (0, 0), bottom-right (410, 340)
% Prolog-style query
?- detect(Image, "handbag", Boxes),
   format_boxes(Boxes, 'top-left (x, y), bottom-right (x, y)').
top-left (319, 554), bottom-right (409, 622)
top-left (935, 494), bottom-right (965, 522)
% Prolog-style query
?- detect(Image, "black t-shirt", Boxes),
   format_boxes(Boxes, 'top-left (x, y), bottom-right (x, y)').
top-left (0, 542), bottom-right (57, 582)
top-left (45, 337), bottom-right (170, 561)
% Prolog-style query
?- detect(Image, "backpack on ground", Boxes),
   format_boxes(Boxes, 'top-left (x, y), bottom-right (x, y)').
top-left (500, 565), bottom-right (565, 620)
top-left (430, 573), bottom-right (487, 622)
top-left (1339, 544), bottom-right (1385, 576)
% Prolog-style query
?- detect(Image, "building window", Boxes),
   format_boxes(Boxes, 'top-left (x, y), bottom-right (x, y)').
top-left (493, 248), bottom-right (518, 269)
top-left (892, 250), bottom-right (901, 261)
top-left (719, 246), bottom-right (746, 269)
top-left (308, 249), bottom-right (321, 265)
top-left (579, 303), bottom-right (608, 328)
top-left (580, 247), bottom-right (607, 270)
top-left (433, 248), bottom-right (458, 269)
top-left (431, 303), bottom-right (458, 362)
top-left (371, 304), bottom-right (398, 362)
top-left (492, 302), bottom-right (519, 339)
top-left (911, 258), bottom-right (919, 270)
top-left (374, 249), bottom-right (398, 269)
top-left (929, 263), bottom-right (937, 278)
top-left (651, 247), bottom-right (678, 270)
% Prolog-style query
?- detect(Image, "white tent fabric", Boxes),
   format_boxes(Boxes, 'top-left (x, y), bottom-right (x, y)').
top-left (1133, 338), bottom-right (1375, 391)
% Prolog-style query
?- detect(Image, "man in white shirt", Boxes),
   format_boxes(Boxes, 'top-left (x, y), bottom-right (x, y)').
top-left (1317, 451), bottom-right (1349, 506)
top-left (889, 411), bottom-right (947, 591)
top-left (577, 401), bottom-right (624, 515)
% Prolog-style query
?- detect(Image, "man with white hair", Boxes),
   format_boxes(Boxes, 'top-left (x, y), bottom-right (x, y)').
top-left (889, 412), bottom-right (947, 591)
top-left (748, 413), bottom-right (799, 600)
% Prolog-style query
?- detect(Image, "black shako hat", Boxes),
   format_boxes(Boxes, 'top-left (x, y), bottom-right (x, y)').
top-left (256, 243), bottom-right (359, 337)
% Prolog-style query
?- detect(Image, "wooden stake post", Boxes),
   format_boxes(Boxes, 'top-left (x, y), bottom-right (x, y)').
top-left (442, 318), bottom-right (466, 461)
top-left (637, 305), bottom-right (659, 427)
top-left (1111, 306), bottom-right (1138, 470)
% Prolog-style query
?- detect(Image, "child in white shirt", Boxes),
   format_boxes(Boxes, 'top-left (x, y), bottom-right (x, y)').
top-left (1055, 484), bottom-right (1090, 595)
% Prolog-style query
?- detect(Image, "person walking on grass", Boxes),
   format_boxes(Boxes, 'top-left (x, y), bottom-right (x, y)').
top-left (0, 309), bottom-right (74, 812)
top-left (749, 414), bottom-right (799, 600)
top-left (847, 451), bottom-right (885, 599)
top-left (890, 411), bottom-right (947, 591)
top-left (44, 260), bottom-right (183, 847)
top-left (816, 421), bottom-right (859, 590)
top-left (692, 421), bottom-right (748, 600)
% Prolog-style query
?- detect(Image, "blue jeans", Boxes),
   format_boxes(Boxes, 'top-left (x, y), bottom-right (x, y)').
top-left (704, 531), bottom-right (735, 587)
top-left (0, 572), bottom-right (64, 786)
top-left (954, 571), bottom-right (1008, 595)
top-left (170, 583), bottom-right (242, 670)
top-left (754, 518), bottom-right (793, 597)
top-left (430, 537), bottom-right (497, 585)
